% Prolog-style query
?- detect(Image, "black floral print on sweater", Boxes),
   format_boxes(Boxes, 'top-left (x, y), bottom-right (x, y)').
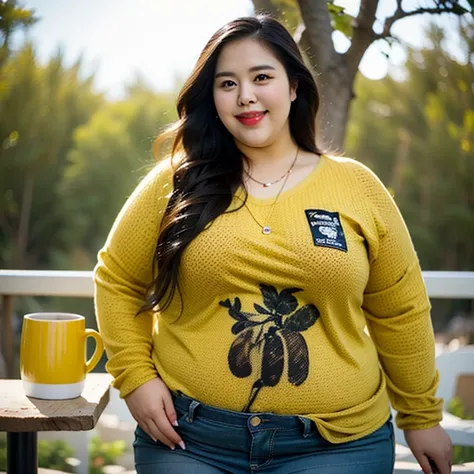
top-left (219, 284), bottom-right (320, 411)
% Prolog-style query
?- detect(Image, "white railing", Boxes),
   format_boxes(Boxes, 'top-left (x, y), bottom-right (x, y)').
top-left (1, 269), bottom-right (474, 298)
top-left (0, 270), bottom-right (94, 297)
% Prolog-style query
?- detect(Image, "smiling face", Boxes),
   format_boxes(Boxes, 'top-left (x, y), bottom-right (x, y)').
top-left (213, 37), bottom-right (297, 150)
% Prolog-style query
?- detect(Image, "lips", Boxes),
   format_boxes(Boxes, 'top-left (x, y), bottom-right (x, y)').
top-left (235, 111), bottom-right (267, 126)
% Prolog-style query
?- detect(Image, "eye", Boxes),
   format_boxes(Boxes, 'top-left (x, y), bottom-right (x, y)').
top-left (255, 73), bottom-right (271, 82)
top-left (220, 80), bottom-right (236, 89)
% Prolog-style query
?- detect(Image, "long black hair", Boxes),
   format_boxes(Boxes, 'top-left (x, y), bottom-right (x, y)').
top-left (140, 15), bottom-right (323, 313)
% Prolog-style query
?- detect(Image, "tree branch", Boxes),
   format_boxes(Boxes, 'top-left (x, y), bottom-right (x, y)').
top-left (346, 0), bottom-right (469, 77)
top-left (377, 3), bottom-right (470, 40)
top-left (296, 0), bottom-right (336, 72)
top-left (347, 0), bottom-right (379, 80)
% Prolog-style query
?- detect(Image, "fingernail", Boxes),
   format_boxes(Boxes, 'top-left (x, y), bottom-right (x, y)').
top-left (152, 438), bottom-right (157, 443)
top-left (178, 441), bottom-right (186, 450)
top-left (172, 420), bottom-right (179, 427)
top-left (169, 444), bottom-right (176, 450)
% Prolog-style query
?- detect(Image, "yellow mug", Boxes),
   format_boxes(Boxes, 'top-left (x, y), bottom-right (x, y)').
top-left (20, 312), bottom-right (104, 400)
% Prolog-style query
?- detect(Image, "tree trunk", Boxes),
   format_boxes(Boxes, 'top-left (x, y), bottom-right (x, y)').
top-left (314, 66), bottom-right (353, 153)
top-left (252, 0), bottom-right (279, 17)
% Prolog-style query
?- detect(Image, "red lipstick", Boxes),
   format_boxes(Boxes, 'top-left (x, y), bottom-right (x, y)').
top-left (235, 111), bottom-right (266, 126)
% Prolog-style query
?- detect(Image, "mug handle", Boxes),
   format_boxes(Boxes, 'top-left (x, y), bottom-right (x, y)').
top-left (85, 329), bottom-right (105, 373)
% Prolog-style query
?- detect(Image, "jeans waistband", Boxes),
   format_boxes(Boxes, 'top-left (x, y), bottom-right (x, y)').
top-left (172, 391), bottom-right (313, 435)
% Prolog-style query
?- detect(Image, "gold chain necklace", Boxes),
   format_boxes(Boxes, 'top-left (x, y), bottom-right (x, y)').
top-left (245, 166), bottom-right (291, 188)
top-left (244, 149), bottom-right (298, 187)
top-left (244, 148), bottom-right (299, 235)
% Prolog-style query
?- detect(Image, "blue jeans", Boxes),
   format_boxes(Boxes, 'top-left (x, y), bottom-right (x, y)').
top-left (134, 392), bottom-right (395, 473)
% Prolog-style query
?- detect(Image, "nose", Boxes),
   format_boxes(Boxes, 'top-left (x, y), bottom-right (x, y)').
top-left (238, 83), bottom-right (257, 106)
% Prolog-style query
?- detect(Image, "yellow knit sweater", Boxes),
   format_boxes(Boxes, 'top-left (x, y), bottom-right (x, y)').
top-left (94, 154), bottom-right (443, 443)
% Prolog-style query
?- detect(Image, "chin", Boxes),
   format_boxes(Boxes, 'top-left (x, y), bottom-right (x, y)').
top-left (234, 131), bottom-right (274, 149)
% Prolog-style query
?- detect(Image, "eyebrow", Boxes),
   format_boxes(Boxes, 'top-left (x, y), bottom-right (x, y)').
top-left (215, 65), bottom-right (276, 79)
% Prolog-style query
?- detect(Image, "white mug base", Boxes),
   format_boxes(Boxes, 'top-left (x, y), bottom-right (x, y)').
top-left (22, 380), bottom-right (85, 400)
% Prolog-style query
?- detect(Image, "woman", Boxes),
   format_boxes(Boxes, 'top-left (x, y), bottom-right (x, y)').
top-left (94, 15), bottom-right (453, 474)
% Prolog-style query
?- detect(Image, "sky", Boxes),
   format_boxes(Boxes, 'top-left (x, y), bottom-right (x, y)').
top-left (12, 0), bottom-right (467, 100)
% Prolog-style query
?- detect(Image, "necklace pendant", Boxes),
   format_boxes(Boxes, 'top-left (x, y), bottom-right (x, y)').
top-left (263, 182), bottom-right (272, 188)
top-left (262, 226), bottom-right (271, 235)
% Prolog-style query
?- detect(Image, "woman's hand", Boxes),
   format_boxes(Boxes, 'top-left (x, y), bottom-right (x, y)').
top-left (125, 377), bottom-right (185, 450)
top-left (404, 424), bottom-right (453, 474)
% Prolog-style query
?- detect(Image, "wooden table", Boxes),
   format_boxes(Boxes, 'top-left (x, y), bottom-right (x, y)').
top-left (0, 373), bottom-right (112, 474)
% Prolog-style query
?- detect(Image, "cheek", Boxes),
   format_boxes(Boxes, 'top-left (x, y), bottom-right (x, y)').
top-left (264, 85), bottom-right (292, 109)
top-left (213, 90), bottom-right (233, 114)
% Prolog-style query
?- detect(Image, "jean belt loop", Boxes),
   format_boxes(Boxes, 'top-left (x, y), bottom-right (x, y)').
top-left (298, 416), bottom-right (312, 438)
top-left (186, 400), bottom-right (200, 423)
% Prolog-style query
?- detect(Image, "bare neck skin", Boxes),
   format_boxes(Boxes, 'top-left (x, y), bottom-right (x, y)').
top-left (238, 127), bottom-right (298, 179)
top-left (237, 131), bottom-right (322, 200)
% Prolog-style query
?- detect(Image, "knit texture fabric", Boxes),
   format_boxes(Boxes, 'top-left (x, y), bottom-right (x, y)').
top-left (94, 154), bottom-right (443, 443)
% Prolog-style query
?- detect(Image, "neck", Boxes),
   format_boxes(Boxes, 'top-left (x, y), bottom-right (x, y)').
top-left (238, 137), bottom-right (298, 175)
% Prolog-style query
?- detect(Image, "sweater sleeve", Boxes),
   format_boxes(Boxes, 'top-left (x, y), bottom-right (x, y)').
top-left (94, 159), bottom-right (173, 398)
top-left (357, 163), bottom-right (444, 431)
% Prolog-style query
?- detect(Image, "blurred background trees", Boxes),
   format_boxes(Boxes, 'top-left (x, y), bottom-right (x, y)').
top-left (346, 22), bottom-right (474, 273)
top-left (0, 44), bottom-right (104, 269)
top-left (0, 0), bottom-right (38, 68)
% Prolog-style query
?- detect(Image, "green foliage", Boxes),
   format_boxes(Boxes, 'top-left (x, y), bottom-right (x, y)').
top-left (446, 397), bottom-right (474, 464)
top-left (0, 435), bottom-right (75, 472)
top-left (327, 1), bottom-right (353, 38)
top-left (0, 0), bottom-right (38, 33)
top-left (0, 433), bottom-right (5, 471)
top-left (0, 43), bottom-right (104, 269)
top-left (38, 439), bottom-right (75, 472)
top-left (88, 436), bottom-right (127, 474)
top-left (0, 434), bottom-right (127, 473)
top-left (447, 396), bottom-right (474, 420)
top-left (60, 82), bottom-right (177, 257)
top-left (0, 0), bottom-right (38, 71)
top-left (0, 47), bottom-right (175, 271)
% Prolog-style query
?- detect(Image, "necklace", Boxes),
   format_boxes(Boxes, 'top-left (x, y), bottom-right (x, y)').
top-left (246, 169), bottom-right (289, 188)
top-left (245, 151), bottom-right (297, 187)
top-left (244, 148), bottom-right (299, 235)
